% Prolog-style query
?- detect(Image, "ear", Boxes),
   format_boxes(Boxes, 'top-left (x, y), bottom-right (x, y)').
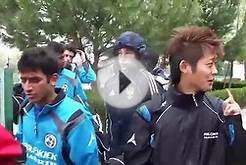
top-left (179, 60), bottom-right (192, 74)
top-left (49, 73), bottom-right (58, 86)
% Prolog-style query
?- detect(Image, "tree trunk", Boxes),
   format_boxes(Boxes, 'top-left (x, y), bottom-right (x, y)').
top-left (244, 60), bottom-right (246, 80)
top-left (70, 32), bottom-right (81, 49)
top-left (228, 60), bottom-right (234, 88)
top-left (223, 62), bottom-right (230, 88)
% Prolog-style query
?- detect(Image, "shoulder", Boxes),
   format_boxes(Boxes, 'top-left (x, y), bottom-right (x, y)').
top-left (55, 96), bottom-right (87, 122)
top-left (138, 70), bottom-right (160, 94)
top-left (203, 94), bottom-right (224, 113)
top-left (136, 91), bottom-right (167, 123)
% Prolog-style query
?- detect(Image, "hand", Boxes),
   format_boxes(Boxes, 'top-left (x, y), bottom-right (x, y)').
top-left (223, 89), bottom-right (241, 116)
top-left (241, 109), bottom-right (246, 130)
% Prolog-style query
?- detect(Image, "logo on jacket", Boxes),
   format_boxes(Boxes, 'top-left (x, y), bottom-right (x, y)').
top-left (127, 133), bottom-right (137, 146)
top-left (45, 134), bottom-right (57, 149)
top-left (203, 132), bottom-right (219, 139)
top-left (62, 84), bottom-right (68, 92)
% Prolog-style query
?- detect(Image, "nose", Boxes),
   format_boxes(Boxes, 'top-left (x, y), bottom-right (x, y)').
top-left (22, 81), bottom-right (33, 93)
top-left (212, 64), bottom-right (218, 75)
top-left (64, 56), bottom-right (72, 63)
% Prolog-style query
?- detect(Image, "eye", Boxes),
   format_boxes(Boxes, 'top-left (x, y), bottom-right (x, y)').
top-left (29, 77), bottom-right (42, 83)
top-left (207, 63), bottom-right (213, 68)
top-left (20, 78), bottom-right (26, 84)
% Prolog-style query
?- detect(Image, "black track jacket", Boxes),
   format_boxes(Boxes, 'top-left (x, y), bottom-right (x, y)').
top-left (124, 86), bottom-right (246, 165)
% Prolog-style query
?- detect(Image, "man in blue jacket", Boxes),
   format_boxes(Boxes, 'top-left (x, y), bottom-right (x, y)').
top-left (17, 47), bottom-right (99, 165)
top-left (47, 42), bottom-right (96, 108)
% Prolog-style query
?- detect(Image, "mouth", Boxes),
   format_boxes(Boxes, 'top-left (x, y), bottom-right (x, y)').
top-left (208, 79), bottom-right (214, 84)
top-left (27, 94), bottom-right (35, 99)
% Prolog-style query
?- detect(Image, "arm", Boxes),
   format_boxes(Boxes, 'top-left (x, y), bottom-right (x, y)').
top-left (78, 62), bottom-right (96, 83)
top-left (68, 116), bottom-right (99, 165)
top-left (124, 92), bottom-right (163, 165)
top-left (124, 112), bottom-right (152, 165)
top-left (222, 96), bottom-right (246, 164)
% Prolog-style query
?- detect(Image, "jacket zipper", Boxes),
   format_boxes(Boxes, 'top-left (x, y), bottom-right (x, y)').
top-left (192, 93), bottom-right (198, 107)
top-left (34, 122), bottom-right (38, 136)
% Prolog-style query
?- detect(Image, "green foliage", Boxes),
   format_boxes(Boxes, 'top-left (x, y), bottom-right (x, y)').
top-left (209, 87), bottom-right (246, 107)
top-left (198, 0), bottom-right (240, 37)
top-left (213, 80), bottom-right (246, 90)
top-left (85, 90), bottom-right (106, 127)
top-left (86, 87), bottom-right (246, 126)
top-left (225, 13), bottom-right (246, 62)
top-left (0, 0), bottom-right (244, 65)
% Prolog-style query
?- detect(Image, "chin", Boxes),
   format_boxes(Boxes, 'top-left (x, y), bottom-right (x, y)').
top-left (204, 86), bottom-right (213, 91)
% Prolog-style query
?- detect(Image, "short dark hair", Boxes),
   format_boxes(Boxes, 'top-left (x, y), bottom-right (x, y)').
top-left (17, 47), bottom-right (59, 76)
top-left (166, 26), bottom-right (224, 85)
top-left (47, 41), bottom-right (65, 55)
top-left (65, 44), bottom-right (76, 56)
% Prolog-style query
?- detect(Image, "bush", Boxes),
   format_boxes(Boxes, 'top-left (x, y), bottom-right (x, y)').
top-left (213, 81), bottom-right (246, 90)
top-left (209, 87), bottom-right (246, 107)
top-left (86, 90), bottom-right (106, 128)
top-left (86, 87), bottom-right (246, 129)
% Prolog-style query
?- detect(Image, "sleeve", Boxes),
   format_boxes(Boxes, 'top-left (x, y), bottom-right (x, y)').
top-left (16, 116), bottom-right (23, 142)
top-left (105, 104), bottom-right (123, 161)
top-left (68, 116), bottom-right (99, 165)
top-left (123, 112), bottom-right (152, 165)
top-left (224, 115), bottom-right (246, 164)
top-left (78, 62), bottom-right (97, 83)
top-left (74, 77), bottom-right (88, 102)
top-left (123, 91), bottom-right (163, 165)
top-left (0, 124), bottom-right (25, 163)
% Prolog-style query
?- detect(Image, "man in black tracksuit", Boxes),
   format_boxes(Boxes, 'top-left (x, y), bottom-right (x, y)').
top-left (124, 26), bottom-right (246, 165)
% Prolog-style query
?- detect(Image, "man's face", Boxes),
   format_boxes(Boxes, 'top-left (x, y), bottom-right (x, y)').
top-left (59, 50), bottom-right (74, 68)
top-left (188, 52), bottom-right (218, 92)
top-left (118, 48), bottom-right (137, 71)
top-left (20, 69), bottom-right (56, 105)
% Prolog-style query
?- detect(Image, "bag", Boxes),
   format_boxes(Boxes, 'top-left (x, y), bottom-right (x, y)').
top-left (0, 124), bottom-right (25, 164)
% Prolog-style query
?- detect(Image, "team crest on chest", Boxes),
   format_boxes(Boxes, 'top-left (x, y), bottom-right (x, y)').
top-left (126, 86), bottom-right (134, 99)
top-left (62, 84), bottom-right (68, 92)
top-left (45, 133), bottom-right (57, 149)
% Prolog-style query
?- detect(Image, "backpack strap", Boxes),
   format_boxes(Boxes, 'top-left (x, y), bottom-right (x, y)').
top-left (49, 110), bottom-right (85, 165)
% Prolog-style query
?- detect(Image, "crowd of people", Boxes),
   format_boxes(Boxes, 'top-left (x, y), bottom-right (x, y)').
top-left (1, 25), bottom-right (246, 165)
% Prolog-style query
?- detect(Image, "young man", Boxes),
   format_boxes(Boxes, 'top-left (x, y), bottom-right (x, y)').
top-left (17, 47), bottom-right (99, 165)
top-left (47, 42), bottom-right (96, 106)
top-left (124, 26), bottom-right (246, 165)
top-left (104, 31), bottom-right (162, 164)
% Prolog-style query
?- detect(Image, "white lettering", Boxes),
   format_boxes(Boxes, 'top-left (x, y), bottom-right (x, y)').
top-left (24, 143), bottom-right (57, 163)
top-left (203, 132), bottom-right (219, 139)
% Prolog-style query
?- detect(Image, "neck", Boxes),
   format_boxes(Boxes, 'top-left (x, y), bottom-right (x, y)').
top-left (177, 78), bottom-right (197, 95)
top-left (36, 90), bottom-right (57, 106)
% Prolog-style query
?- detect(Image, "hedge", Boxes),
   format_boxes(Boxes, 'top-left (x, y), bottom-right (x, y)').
top-left (86, 87), bottom-right (246, 127)
top-left (209, 87), bottom-right (246, 108)
top-left (85, 90), bottom-right (106, 128)
top-left (213, 81), bottom-right (246, 90)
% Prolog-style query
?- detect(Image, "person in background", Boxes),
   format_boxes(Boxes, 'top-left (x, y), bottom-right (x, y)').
top-left (104, 31), bottom-right (163, 164)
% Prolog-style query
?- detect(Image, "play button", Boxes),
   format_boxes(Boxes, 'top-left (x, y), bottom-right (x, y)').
top-left (97, 57), bottom-right (150, 109)
top-left (119, 71), bottom-right (131, 93)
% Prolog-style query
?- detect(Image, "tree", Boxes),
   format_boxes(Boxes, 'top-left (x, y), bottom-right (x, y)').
top-left (198, 0), bottom-right (240, 38)
top-left (0, 0), bottom-right (243, 69)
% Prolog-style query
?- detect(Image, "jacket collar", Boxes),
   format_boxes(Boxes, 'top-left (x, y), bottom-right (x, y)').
top-left (25, 88), bottom-right (66, 115)
top-left (166, 85), bottom-right (205, 108)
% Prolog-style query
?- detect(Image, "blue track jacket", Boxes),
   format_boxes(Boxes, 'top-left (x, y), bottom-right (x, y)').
top-left (17, 90), bottom-right (99, 165)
